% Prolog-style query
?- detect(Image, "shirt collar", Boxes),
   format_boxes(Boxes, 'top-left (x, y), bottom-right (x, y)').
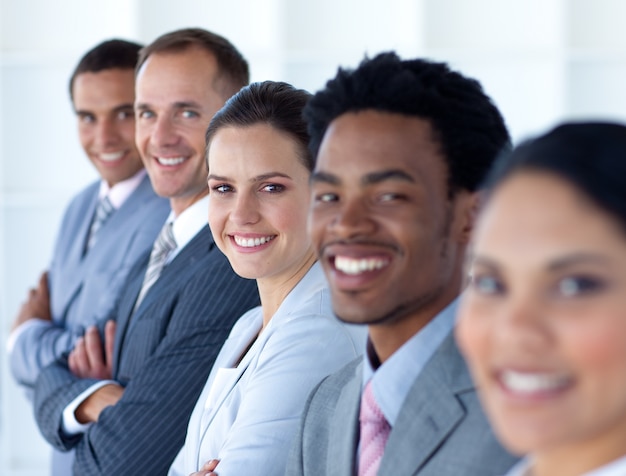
top-left (362, 298), bottom-right (458, 426)
top-left (167, 194), bottom-right (210, 253)
top-left (98, 168), bottom-right (147, 209)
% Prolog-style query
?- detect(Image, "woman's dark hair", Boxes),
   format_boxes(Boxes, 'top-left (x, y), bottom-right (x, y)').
top-left (485, 121), bottom-right (626, 232)
top-left (205, 81), bottom-right (314, 171)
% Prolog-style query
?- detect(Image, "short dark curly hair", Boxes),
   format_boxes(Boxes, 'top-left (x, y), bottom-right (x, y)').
top-left (305, 52), bottom-right (511, 195)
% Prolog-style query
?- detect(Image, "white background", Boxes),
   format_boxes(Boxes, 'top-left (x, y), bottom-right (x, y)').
top-left (2, 0), bottom-right (626, 473)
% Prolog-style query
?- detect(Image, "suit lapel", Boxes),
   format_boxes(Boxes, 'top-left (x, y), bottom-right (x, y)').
top-left (113, 226), bottom-right (213, 372)
top-left (112, 251), bottom-right (150, 375)
top-left (379, 333), bottom-right (474, 475)
top-left (92, 175), bottom-right (158, 248)
top-left (327, 362), bottom-right (362, 476)
top-left (132, 225), bottom-right (212, 313)
top-left (54, 191), bottom-right (98, 318)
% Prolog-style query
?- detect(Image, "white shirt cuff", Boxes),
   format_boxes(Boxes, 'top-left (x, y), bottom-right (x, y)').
top-left (62, 380), bottom-right (117, 435)
top-left (6, 319), bottom-right (49, 354)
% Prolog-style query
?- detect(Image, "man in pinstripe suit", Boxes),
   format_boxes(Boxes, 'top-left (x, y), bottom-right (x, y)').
top-left (33, 28), bottom-right (259, 475)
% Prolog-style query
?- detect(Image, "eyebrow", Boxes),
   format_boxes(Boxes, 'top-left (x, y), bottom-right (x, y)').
top-left (469, 252), bottom-right (611, 272)
top-left (310, 169), bottom-right (415, 186)
top-left (547, 253), bottom-right (611, 271)
top-left (75, 103), bottom-right (134, 116)
top-left (208, 172), bottom-right (292, 183)
top-left (134, 100), bottom-right (202, 111)
top-left (468, 254), bottom-right (499, 270)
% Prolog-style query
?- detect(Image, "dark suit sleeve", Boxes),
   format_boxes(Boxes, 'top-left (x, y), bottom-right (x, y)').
top-left (34, 250), bottom-right (259, 475)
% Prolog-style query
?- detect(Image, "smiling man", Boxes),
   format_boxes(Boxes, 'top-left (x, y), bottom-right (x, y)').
top-left (7, 39), bottom-right (170, 474)
top-left (287, 52), bottom-right (519, 475)
top-left (32, 29), bottom-right (259, 475)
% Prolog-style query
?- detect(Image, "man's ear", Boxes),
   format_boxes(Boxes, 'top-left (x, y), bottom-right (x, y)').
top-left (456, 190), bottom-right (482, 245)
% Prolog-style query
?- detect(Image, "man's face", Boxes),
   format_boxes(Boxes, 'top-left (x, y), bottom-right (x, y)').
top-left (135, 45), bottom-right (227, 214)
top-left (73, 68), bottom-right (143, 186)
top-left (309, 110), bottom-right (473, 333)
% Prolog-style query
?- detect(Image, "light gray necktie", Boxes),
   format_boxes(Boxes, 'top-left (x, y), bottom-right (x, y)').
top-left (134, 222), bottom-right (177, 310)
top-left (86, 196), bottom-right (114, 251)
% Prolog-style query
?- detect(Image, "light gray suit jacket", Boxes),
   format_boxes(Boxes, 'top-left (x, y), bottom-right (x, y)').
top-left (10, 174), bottom-right (169, 390)
top-left (170, 263), bottom-right (365, 476)
top-left (287, 332), bottom-right (519, 475)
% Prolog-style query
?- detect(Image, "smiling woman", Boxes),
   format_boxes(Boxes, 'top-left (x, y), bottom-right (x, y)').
top-left (456, 122), bottom-right (626, 476)
top-left (167, 81), bottom-right (365, 476)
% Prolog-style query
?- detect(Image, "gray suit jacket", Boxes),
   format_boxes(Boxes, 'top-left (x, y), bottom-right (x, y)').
top-left (34, 225), bottom-right (260, 475)
top-left (10, 174), bottom-right (169, 389)
top-left (287, 332), bottom-right (519, 476)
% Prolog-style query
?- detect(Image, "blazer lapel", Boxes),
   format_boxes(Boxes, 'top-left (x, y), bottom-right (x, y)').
top-left (196, 312), bottom-right (263, 450)
top-left (112, 252), bottom-right (149, 376)
top-left (327, 362), bottom-right (362, 476)
top-left (379, 333), bottom-right (474, 475)
top-left (53, 192), bottom-right (98, 317)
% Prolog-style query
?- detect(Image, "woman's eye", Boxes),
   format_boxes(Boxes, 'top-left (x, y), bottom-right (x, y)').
top-left (262, 184), bottom-right (285, 193)
top-left (212, 184), bottom-right (232, 194)
top-left (557, 276), bottom-right (604, 297)
top-left (471, 274), bottom-right (504, 295)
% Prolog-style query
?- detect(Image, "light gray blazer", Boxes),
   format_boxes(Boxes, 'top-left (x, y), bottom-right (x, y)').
top-left (170, 263), bottom-right (366, 476)
top-left (287, 332), bottom-right (519, 476)
top-left (10, 174), bottom-right (169, 389)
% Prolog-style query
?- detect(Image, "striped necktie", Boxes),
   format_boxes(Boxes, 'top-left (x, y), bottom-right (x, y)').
top-left (358, 381), bottom-right (391, 476)
top-left (134, 222), bottom-right (177, 310)
top-left (86, 196), bottom-right (114, 251)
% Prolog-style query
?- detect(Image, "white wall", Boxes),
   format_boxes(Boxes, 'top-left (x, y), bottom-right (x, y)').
top-left (3, 0), bottom-right (626, 473)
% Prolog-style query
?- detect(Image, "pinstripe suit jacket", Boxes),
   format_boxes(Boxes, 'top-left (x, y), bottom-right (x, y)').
top-left (33, 225), bottom-right (260, 476)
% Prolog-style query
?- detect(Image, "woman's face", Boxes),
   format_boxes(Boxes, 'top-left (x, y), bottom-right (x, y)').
top-left (207, 123), bottom-right (313, 283)
top-left (456, 171), bottom-right (626, 459)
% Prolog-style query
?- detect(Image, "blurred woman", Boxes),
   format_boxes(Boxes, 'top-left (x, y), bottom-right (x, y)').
top-left (168, 81), bottom-right (365, 476)
top-left (456, 122), bottom-right (626, 476)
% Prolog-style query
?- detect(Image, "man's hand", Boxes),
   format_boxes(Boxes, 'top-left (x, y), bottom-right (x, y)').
top-left (74, 383), bottom-right (124, 424)
top-left (190, 459), bottom-right (220, 476)
top-left (12, 271), bottom-right (52, 331)
top-left (69, 320), bottom-right (116, 380)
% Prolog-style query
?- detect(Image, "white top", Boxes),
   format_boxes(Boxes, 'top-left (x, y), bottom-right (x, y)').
top-left (505, 454), bottom-right (626, 476)
top-left (168, 262), bottom-right (367, 476)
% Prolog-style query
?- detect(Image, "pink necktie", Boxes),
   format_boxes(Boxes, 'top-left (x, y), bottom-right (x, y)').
top-left (358, 381), bottom-right (391, 476)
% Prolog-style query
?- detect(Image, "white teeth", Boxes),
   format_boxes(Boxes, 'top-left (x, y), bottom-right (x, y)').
top-left (156, 157), bottom-right (186, 166)
top-left (334, 256), bottom-right (389, 275)
top-left (234, 235), bottom-right (274, 248)
top-left (501, 370), bottom-right (571, 394)
top-left (99, 152), bottom-right (124, 162)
